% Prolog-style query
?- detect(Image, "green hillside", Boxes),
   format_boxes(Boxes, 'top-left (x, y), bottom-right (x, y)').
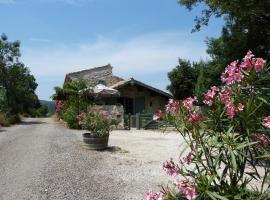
top-left (40, 100), bottom-right (55, 114)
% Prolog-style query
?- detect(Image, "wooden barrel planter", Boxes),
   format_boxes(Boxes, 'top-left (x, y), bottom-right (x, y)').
top-left (82, 133), bottom-right (109, 150)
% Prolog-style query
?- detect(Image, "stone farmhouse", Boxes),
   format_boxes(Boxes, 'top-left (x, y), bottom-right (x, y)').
top-left (64, 64), bottom-right (171, 116)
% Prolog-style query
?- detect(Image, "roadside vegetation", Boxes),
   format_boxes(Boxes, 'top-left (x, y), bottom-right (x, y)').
top-left (149, 52), bottom-right (270, 200)
top-left (0, 34), bottom-right (48, 126)
top-left (146, 0), bottom-right (270, 199)
top-left (167, 0), bottom-right (270, 103)
top-left (53, 80), bottom-right (92, 129)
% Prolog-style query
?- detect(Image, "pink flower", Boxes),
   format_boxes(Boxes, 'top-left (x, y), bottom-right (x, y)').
top-left (183, 187), bottom-right (197, 200)
top-left (263, 116), bottom-right (270, 129)
top-left (165, 99), bottom-right (180, 115)
top-left (100, 111), bottom-right (109, 118)
top-left (256, 134), bottom-right (269, 146)
top-left (153, 110), bottom-right (163, 121)
top-left (177, 180), bottom-right (189, 190)
top-left (55, 100), bottom-right (64, 113)
top-left (163, 159), bottom-right (179, 177)
top-left (226, 104), bottom-right (235, 119)
top-left (177, 180), bottom-right (197, 200)
top-left (188, 112), bottom-right (201, 124)
top-left (181, 151), bottom-right (194, 165)
top-left (239, 50), bottom-right (254, 71)
top-left (183, 97), bottom-right (197, 111)
top-left (145, 191), bottom-right (163, 200)
top-left (77, 112), bottom-right (86, 125)
top-left (219, 88), bottom-right (232, 107)
top-left (255, 58), bottom-right (266, 72)
top-left (221, 61), bottom-right (243, 85)
top-left (203, 86), bottom-right (219, 106)
top-left (236, 103), bottom-right (244, 113)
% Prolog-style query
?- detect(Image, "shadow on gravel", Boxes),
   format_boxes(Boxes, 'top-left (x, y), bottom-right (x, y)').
top-left (98, 146), bottom-right (129, 153)
top-left (19, 121), bottom-right (47, 125)
top-left (0, 129), bottom-right (6, 132)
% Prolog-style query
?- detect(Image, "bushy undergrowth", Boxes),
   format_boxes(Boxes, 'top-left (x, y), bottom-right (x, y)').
top-left (0, 112), bottom-right (21, 127)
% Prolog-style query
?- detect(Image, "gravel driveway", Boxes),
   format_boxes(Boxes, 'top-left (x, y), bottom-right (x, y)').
top-left (0, 118), bottom-right (183, 200)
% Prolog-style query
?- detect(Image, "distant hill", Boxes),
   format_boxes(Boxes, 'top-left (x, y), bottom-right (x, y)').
top-left (40, 100), bottom-right (55, 114)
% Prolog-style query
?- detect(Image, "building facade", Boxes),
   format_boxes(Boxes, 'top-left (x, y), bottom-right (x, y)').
top-left (64, 64), bottom-right (172, 116)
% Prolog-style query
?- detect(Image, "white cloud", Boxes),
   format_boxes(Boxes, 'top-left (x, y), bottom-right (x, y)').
top-left (23, 31), bottom-right (208, 77)
top-left (21, 31), bottom-right (209, 99)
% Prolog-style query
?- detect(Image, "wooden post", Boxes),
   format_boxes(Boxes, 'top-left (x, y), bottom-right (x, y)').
top-left (136, 113), bottom-right (140, 130)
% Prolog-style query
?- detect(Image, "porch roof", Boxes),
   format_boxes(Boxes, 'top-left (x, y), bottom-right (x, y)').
top-left (110, 78), bottom-right (172, 98)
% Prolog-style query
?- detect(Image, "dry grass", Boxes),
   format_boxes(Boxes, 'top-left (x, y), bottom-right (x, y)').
top-left (0, 112), bottom-right (10, 127)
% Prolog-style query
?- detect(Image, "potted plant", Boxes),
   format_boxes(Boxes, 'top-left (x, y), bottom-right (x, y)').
top-left (78, 109), bottom-right (113, 150)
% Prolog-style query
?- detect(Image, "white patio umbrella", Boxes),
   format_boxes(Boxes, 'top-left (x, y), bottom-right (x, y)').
top-left (79, 84), bottom-right (120, 97)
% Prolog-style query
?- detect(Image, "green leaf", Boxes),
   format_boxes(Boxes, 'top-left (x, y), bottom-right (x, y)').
top-left (237, 141), bottom-right (258, 149)
top-left (256, 154), bottom-right (270, 159)
top-left (258, 97), bottom-right (269, 105)
top-left (229, 148), bottom-right (237, 173)
top-left (207, 191), bottom-right (229, 200)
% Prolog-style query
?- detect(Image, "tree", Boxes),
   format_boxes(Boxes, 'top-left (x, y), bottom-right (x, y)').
top-left (0, 33), bottom-right (41, 117)
top-left (0, 86), bottom-right (7, 112)
top-left (167, 59), bottom-right (200, 100)
top-left (175, 0), bottom-right (270, 101)
top-left (179, 0), bottom-right (270, 61)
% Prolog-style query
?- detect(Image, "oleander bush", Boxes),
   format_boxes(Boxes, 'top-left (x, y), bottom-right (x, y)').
top-left (53, 80), bottom-right (93, 129)
top-left (147, 51), bottom-right (270, 200)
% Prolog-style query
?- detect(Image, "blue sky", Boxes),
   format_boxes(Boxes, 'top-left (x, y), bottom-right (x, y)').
top-left (0, 0), bottom-right (224, 100)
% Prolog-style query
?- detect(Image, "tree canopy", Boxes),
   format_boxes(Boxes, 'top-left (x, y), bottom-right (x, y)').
top-left (0, 33), bottom-right (44, 117)
top-left (167, 0), bottom-right (270, 101)
top-left (167, 59), bottom-right (201, 100)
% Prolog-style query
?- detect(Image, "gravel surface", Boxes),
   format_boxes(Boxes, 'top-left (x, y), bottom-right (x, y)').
top-left (0, 118), bottom-right (183, 200)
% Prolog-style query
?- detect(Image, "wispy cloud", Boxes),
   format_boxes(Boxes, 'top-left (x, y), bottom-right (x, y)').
top-left (0, 0), bottom-right (15, 4)
top-left (21, 30), bottom-right (208, 99)
top-left (30, 38), bottom-right (50, 43)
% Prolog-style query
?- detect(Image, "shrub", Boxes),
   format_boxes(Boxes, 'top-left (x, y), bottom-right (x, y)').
top-left (0, 112), bottom-right (10, 126)
top-left (149, 51), bottom-right (270, 200)
top-left (77, 108), bottom-right (113, 137)
top-left (62, 106), bottom-right (80, 129)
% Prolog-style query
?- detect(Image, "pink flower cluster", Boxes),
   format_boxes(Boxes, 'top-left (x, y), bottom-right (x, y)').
top-left (203, 86), bottom-right (219, 106)
top-left (55, 100), bottom-right (64, 113)
top-left (77, 112), bottom-right (86, 125)
top-left (153, 110), bottom-right (163, 121)
top-left (145, 191), bottom-right (163, 200)
top-left (263, 116), bottom-right (270, 129)
top-left (203, 86), bottom-right (244, 119)
top-left (177, 179), bottom-right (197, 200)
top-left (100, 110), bottom-right (109, 118)
top-left (221, 51), bottom-right (265, 85)
top-left (162, 159), bottom-right (179, 177)
top-left (240, 50), bottom-right (265, 72)
top-left (218, 87), bottom-right (244, 118)
top-left (165, 99), bottom-right (180, 115)
top-left (181, 151), bottom-right (194, 165)
top-left (221, 61), bottom-right (243, 85)
top-left (183, 97), bottom-right (197, 111)
top-left (188, 111), bottom-right (201, 124)
top-left (182, 96), bottom-right (202, 125)
top-left (256, 134), bottom-right (269, 146)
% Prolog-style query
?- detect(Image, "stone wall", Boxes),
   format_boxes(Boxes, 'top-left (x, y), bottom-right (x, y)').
top-left (65, 65), bottom-right (124, 87)
top-left (92, 105), bottom-right (124, 129)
